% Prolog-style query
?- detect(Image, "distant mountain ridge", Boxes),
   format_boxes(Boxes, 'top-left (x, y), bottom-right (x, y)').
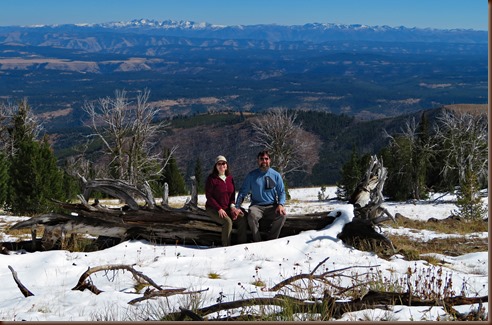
top-left (2, 18), bottom-right (487, 45)
top-left (0, 18), bottom-right (487, 130)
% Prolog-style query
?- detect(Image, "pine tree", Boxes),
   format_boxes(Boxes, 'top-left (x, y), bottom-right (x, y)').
top-left (9, 140), bottom-right (39, 214)
top-left (381, 114), bottom-right (434, 201)
top-left (337, 148), bottom-right (370, 201)
top-left (455, 168), bottom-right (486, 220)
top-left (381, 136), bottom-right (414, 201)
top-left (36, 137), bottom-right (66, 204)
top-left (60, 158), bottom-right (81, 202)
top-left (194, 157), bottom-right (204, 194)
top-left (161, 149), bottom-right (187, 196)
top-left (7, 101), bottom-right (67, 214)
top-left (0, 152), bottom-right (10, 208)
top-left (411, 112), bottom-right (431, 200)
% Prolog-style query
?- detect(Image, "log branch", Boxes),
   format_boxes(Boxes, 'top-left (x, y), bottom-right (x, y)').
top-left (8, 265), bottom-right (34, 297)
top-left (72, 264), bottom-right (164, 294)
top-left (81, 178), bottom-right (152, 210)
top-left (128, 288), bottom-right (209, 305)
top-left (269, 258), bottom-right (379, 292)
top-left (167, 289), bottom-right (488, 321)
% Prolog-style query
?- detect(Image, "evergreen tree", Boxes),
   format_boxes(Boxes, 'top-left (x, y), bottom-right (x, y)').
top-left (381, 115), bottom-right (433, 201)
top-left (380, 136), bottom-right (414, 200)
top-left (36, 137), bottom-right (66, 204)
top-left (9, 140), bottom-right (40, 214)
top-left (60, 158), bottom-right (82, 202)
top-left (194, 157), bottom-right (204, 194)
top-left (411, 112), bottom-right (431, 200)
top-left (337, 147), bottom-right (365, 200)
top-left (455, 168), bottom-right (486, 220)
top-left (7, 101), bottom-right (67, 214)
top-left (0, 152), bottom-right (9, 208)
top-left (161, 149), bottom-right (187, 196)
top-left (61, 170), bottom-right (79, 203)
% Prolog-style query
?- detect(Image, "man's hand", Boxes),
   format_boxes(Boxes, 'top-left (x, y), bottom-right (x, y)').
top-left (231, 207), bottom-right (244, 220)
top-left (276, 204), bottom-right (286, 216)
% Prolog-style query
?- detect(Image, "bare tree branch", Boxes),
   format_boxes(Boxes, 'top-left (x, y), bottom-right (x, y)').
top-left (72, 264), bottom-right (164, 294)
top-left (250, 108), bottom-right (317, 178)
top-left (8, 265), bottom-right (35, 297)
top-left (434, 109), bottom-right (488, 184)
top-left (82, 89), bottom-right (169, 186)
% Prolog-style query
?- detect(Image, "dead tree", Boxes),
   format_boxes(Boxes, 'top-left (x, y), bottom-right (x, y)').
top-left (349, 155), bottom-right (394, 223)
top-left (342, 155), bottom-right (396, 253)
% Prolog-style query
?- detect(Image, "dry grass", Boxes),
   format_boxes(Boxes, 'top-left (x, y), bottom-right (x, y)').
top-left (383, 217), bottom-right (488, 261)
top-left (389, 217), bottom-right (487, 234)
top-left (389, 235), bottom-right (488, 261)
top-left (207, 272), bottom-right (221, 279)
top-left (3, 224), bottom-right (45, 239)
top-left (443, 104), bottom-right (487, 115)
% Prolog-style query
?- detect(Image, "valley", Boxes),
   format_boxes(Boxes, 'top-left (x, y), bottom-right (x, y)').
top-left (0, 20), bottom-right (487, 187)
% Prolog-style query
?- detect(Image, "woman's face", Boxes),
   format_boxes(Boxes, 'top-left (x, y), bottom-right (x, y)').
top-left (216, 161), bottom-right (227, 173)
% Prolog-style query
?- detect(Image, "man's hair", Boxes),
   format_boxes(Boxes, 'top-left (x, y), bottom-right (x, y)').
top-left (257, 150), bottom-right (271, 159)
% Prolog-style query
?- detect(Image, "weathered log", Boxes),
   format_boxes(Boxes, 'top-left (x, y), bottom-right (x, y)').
top-left (8, 177), bottom-right (335, 250)
top-left (81, 176), bottom-right (156, 210)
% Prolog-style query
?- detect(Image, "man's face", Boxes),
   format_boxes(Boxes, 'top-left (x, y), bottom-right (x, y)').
top-left (257, 155), bottom-right (270, 170)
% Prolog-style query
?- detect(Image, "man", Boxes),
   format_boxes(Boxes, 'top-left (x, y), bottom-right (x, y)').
top-left (233, 150), bottom-right (287, 242)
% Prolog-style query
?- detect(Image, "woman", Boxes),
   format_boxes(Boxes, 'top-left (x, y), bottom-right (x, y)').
top-left (205, 155), bottom-right (248, 246)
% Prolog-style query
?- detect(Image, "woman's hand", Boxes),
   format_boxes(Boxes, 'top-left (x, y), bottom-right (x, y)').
top-left (218, 208), bottom-right (228, 219)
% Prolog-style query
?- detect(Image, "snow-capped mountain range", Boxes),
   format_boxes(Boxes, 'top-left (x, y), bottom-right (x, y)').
top-left (6, 18), bottom-right (487, 44)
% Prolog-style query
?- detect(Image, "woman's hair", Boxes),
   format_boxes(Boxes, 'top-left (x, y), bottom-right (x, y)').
top-left (210, 161), bottom-right (230, 177)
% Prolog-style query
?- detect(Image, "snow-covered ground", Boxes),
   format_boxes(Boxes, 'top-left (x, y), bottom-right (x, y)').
top-left (0, 187), bottom-right (488, 321)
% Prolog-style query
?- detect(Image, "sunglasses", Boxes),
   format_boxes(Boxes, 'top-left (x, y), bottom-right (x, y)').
top-left (217, 162), bottom-right (227, 166)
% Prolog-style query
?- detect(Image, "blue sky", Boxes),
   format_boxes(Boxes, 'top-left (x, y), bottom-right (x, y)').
top-left (0, 0), bottom-right (487, 30)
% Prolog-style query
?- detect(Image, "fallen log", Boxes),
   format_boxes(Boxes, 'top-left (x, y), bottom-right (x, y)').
top-left (9, 177), bottom-right (336, 250)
